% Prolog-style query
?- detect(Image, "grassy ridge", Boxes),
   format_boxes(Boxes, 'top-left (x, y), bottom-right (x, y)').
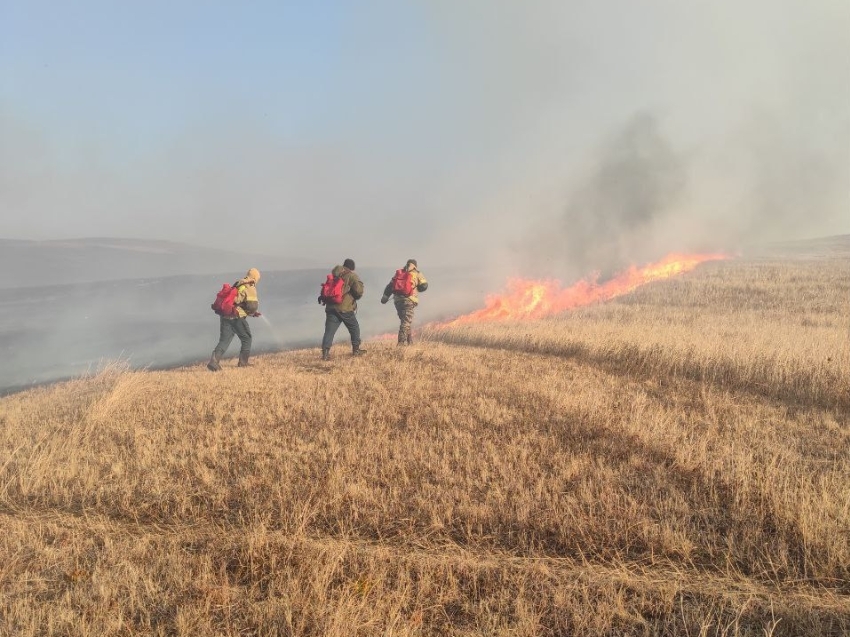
top-left (0, 253), bottom-right (848, 636)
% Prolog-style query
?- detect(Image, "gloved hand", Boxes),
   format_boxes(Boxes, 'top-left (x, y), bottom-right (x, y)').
top-left (380, 295), bottom-right (389, 304)
top-left (318, 295), bottom-right (326, 305)
top-left (251, 312), bottom-right (262, 317)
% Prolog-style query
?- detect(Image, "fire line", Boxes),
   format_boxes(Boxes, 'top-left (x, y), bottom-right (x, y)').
top-left (441, 252), bottom-right (729, 326)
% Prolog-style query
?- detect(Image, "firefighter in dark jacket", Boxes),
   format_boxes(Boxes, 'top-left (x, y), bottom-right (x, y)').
top-left (381, 259), bottom-right (428, 345)
top-left (319, 258), bottom-right (365, 360)
top-left (208, 268), bottom-right (261, 371)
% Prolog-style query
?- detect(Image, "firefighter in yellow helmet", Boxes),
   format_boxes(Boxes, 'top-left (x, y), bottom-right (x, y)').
top-left (208, 268), bottom-right (261, 370)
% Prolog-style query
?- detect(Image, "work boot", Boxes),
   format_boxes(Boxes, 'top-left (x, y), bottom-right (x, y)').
top-left (352, 345), bottom-right (367, 356)
top-left (237, 353), bottom-right (251, 367)
top-left (207, 351), bottom-right (221, 372)
top-left (321, 348), bottom-right (331, 361)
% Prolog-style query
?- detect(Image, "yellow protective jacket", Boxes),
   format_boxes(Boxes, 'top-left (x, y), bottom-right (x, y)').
top-left (384, 265), bottom-right (428, 304)
top-left (231, 277), bottom-right (259, 319)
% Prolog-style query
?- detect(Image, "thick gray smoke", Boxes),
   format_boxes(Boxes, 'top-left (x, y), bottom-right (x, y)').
top-left (519, 104), bottom-right (849, 278)
top-left (423, 0), bottom-right (849, 278)
top-left (526, 113), bottom-right (686, 276)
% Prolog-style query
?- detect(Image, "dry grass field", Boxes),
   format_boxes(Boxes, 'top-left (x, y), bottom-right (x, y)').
top-left (1, 248), bottom-right (848, 636)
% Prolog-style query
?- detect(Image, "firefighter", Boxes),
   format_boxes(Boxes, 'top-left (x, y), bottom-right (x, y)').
top-left (208, 268), bottom-right (261, 370)
top-left (319, 258), bottom-right (365, 360)
top-left (381, 259), bottom-right (428, 345)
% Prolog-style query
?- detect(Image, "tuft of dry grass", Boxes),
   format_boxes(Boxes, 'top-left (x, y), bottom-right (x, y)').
top-left (0, 252), bottom-right (848, 636)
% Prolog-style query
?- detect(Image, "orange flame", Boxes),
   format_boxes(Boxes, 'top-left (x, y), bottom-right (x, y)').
top-left (443, 252), bottom-right (729, 326)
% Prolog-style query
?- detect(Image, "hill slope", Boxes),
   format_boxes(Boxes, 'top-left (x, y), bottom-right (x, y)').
top-left (0, 251), bottom-right (848, 636)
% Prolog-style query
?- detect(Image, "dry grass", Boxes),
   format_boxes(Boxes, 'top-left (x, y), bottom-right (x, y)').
top-left (429, 257), bottom-right (850, 411)
top-left (1, 251), bottom-right (848, 636)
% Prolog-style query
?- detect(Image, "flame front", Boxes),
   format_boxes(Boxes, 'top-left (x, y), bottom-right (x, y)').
top-left (443, 252), bottom-right (728, 326)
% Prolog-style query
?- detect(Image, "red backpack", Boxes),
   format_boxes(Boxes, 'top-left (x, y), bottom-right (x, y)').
top-left (320, 274), bottom-right (346, 304)
top-left (211, 282), bottom-right (240, 316)
top-left (391, 269), bottom-right (415, 296)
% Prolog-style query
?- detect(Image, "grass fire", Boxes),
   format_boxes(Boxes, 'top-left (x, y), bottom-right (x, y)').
top-left (443, 252), bottom-right (730, 325)
top-left (0, 244), bottom-right (848, 636)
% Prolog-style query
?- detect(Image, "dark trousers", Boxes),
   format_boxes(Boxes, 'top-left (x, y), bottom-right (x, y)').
top-left (322, 309), bottom-right (360, 350)
top-left (213, 316), bottom-right (252, 357)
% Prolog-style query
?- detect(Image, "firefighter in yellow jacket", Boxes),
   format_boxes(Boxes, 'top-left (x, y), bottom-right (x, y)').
top-left (381, 259), bottom-right (428, 345)
top-left (208, 268), bottom-right (261, 371)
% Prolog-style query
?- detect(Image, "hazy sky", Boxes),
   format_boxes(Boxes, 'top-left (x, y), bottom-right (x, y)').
top-left (2, 0), bottom-right (848, 271)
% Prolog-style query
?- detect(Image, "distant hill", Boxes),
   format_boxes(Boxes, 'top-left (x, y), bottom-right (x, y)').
top-left (0, 237), bottom-right (320, 288)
